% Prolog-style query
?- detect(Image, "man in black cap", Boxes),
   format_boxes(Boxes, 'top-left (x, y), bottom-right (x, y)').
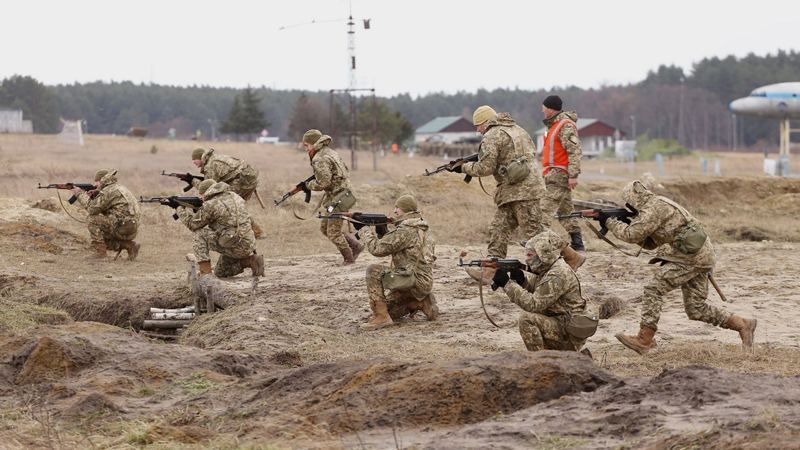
top-left (540, 95), bottom-right (585, 252)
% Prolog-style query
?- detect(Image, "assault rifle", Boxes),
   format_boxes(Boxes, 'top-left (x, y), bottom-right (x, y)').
top-left (161, 171), bottom-right (204, 192)
top-left (275, 175), bottom-right (315, 206)
top-left (423, 153), bottom-right (479, 183)
top-left (557, 204), bottom-right (638, 235)
top-left (139, 196), bottom-right (203, 220)
top-left (457, 257), bottom-right (527, 271)
top-left (37, 182), bottom-right (96, 204)
top-left (318, 212), bottom-right (393, 237)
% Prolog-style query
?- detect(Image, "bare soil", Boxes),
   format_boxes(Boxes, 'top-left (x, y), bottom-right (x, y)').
top-left (1, 134), bottom-right (799, 448)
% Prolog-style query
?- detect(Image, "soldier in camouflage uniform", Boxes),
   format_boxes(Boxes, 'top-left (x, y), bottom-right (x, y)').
top-left (178, 179), bottom-right (264, 278)
top-left (191, 148), bottom-right (264, 239)
top-left (74, 169), bottom-right (141, 260)
top-left (301, 129), bottom-right (363, 265)
top-left (539, 95), bottom-right (585, 251)
top-left (356, 194), bottom-right (438, 330)
top-left (454, 106), bottom-right (584, 282)
top-left (607, 180), bottom-right (757, 354)
top-left (492, 230), bottom-right (594, 352)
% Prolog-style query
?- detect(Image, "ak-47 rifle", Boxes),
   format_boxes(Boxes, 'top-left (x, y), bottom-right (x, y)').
top-left (37, 182), bottom-right (96, 204)
top-left (161, 171), bottom-right (204, 192)
top-left (423, 153), bottom-right (479, 183)
top-left (139, 196), bottom-right (203, 220)
top-left (558, 204), bottom-right (638, 236)
top-left (457, 257), bottom-right (527, 271)
top-left (274, 175), bottom-right (315, 206)
top-left (317, 211), bottom-right (393, 237)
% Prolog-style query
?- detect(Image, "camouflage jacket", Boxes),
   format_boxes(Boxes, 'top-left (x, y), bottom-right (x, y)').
top-left (462, 113), bottom-right (545, 206)
top-left (76, 172), bottom-right (140, 221)
top-left (606, 184), bottom-right (715, 269)
top-left (542, 111), bottom-right (582, 178)
top-left (360, 213), bottom-right (435, 299)
top-left (192, 149), bottom-right (259, 193)
top-left (503, 259), bottom-right (585, 318)
top-left (305, 136), bottom-right (353, 206)
top-left (178, 181), bottom-right (256, 248)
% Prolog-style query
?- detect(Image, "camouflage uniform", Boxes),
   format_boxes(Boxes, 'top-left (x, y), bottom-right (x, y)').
top-left (462, 112), bottom-right (546, 257)
top-left (360, 212), bottom-right (436, 320)
top-left (178, 181), bottom-right (257, 277)
top-left (502, 231), bottom-right (588, 351)
top-left (540, 111), bottom-right (582, 234)
top-left (193, 149), bottom-right (262, 237)
top-left (306, 135), bottom-right (356, 257)
top-left (75, 171), bottom-right (140, 252)
top-left (606, 182), bottom-right (731, 330)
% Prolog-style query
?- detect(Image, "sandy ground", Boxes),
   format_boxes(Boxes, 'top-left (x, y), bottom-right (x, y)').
top-left (1, 134), bottom-right (799, 448)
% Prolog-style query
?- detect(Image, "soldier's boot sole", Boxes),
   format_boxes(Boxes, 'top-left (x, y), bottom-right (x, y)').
top-left (198, 260), bottom-right (213, 277)
top-left (127, 241), bottom-right (140, 261)
top-left (421, 293), bottom-right (439, 321)
top-left (360, 316), bottom-right (394, 330)
top-left (465, 267), bottom-right (495, 285)
top-left (251, 254), bottom-right (265, 277)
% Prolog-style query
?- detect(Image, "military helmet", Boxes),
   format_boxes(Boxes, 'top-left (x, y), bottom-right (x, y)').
top-left (197, 179), bottom-right (215, 195)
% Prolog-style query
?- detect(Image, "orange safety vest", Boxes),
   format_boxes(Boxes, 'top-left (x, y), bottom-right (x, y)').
top-left (541, 118), bottom-right (575, 175)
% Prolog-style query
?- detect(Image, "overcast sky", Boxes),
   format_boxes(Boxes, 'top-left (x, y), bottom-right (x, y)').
top-left (3, 0), bottom-right (799, 96)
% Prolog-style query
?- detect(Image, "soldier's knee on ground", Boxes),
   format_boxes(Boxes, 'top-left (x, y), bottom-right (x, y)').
top-left (519, 315), bottom-right (546, 351)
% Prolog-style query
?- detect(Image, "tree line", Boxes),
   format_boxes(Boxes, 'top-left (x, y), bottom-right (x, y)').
top-left (1, 50), bottom-right (798, 148)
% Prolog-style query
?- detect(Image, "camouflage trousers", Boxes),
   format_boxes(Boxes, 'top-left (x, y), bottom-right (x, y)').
top-left (230, 186), bottom-right (264, 238)
top-left (518, 312), bottom-right (584, 351)
top-left (366, 264), bottom-right (429, 320)
top-left (541, 171), bottom-right (581, 234)
top-left (320, 217), bottom-right (350, 254)
top-left (193, 228), bottom-right (256, 278)
top-left (641, 261), bottom-right (732, 330)
top-left (88, 214), bottom-right (138, 251)
top-left (488, 199), bottom-right (545, 258)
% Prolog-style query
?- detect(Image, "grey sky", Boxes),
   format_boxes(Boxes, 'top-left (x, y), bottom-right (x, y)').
top-left (4, 0), bottom-right (799, 96)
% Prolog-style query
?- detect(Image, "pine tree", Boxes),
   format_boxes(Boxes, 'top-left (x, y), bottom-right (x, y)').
top-left (220, 87), bottom-right (268, 139)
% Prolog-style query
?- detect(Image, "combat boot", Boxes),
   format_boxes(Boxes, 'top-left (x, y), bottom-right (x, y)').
top-left (420, 293), bottom-right (439, 321)
top-left (615, 324), bottom-right (657, 355)
top-left (561, 245), bottom-right (586, 271)
top-left (722, 315), bottom-right (757, 350)
top-left (121, 240), bottom-right (140, 261)
top-left (198, 260), bottom-right (213, 277)
top-left (345, 234), bottom-right (364, 262)
top-left (250, 253), bottom-right (265, 277)
top-left (339, 246), bottom-right (356, 266)
top-left (361, 299), bottom-right (393, 330)
top-left (465, 267), bottom-right (495, 285)
top-left (569, 231), bottom-right (585, 252)
top-left (90, 241), bottom-right (107, 259)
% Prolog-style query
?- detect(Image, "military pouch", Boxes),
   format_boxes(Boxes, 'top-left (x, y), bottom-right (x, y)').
top-left (675, 222), bottom-right (707, 254)
top-left (499, 156), bottom-right (530, 185)
top-left (114, 218), bottom-right (137, 238)
top-left (566, 314), bottom-right (599, 339)
top-left (327, 189), bottom-right (356, 213)
top-left (218, 231), bottom-right (240, 248)
top-left (381, 268), bottom-right (416, 291)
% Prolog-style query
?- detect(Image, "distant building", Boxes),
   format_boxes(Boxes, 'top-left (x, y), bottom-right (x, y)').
top-left (414, 116), bottom-right (479, 144)
top-left (0, 109), bottom-right (33, 133)
top-left (533, 118), bottom-right (624, 158)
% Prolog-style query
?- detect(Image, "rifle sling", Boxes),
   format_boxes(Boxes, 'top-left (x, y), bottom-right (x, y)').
top-left (477, 177), bottom-right (492, 197)
top-left (292, 195), bottom-right (324, 220)
top-left (583, 219), bottom-right (644, 257)
top-left (56, 190), bottom-right (88, 224)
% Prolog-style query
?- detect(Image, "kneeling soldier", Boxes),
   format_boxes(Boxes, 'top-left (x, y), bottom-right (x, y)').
top-left (74, 169), bottom-right (141, 260)
top-left (492, 229), bottom-right (596, 352)
top-left (178, 179), bottom-right (264, 278)
top-left (357, 194), bottom-right (438, 330)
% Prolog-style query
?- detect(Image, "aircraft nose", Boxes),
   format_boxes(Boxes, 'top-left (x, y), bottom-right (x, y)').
top-left (729, 97), bottom-right (756, 114)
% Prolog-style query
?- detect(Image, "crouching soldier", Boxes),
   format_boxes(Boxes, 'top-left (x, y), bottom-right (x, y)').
top-left (356, 194), bottom-right (438, 330)
top-left (191, 147), bottom-right (264, 238)
top-left (606, 180), bottom-right (756, 354)
top-left (492, 229), bottom-right (597, 353)
top-left (178, 179), bottom-right (264, 278)
top-left (74, 169), bottom-right (141, 260)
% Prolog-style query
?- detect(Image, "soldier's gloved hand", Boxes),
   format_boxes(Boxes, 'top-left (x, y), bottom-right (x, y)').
top-left (375, 223), bottom-right (388, 238)
top-left (449, 162), bottom-right (464, 174)
top-left (491, 269), bottom-right (509, 291)
top-left (509, 268), bottom-right (526, 286)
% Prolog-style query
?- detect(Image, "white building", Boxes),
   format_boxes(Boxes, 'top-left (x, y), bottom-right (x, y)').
top-left (0, 109), bottom-right (33, 133)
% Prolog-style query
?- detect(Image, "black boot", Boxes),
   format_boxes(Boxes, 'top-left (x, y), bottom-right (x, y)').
top-left (569, 232), bottom-right (585, 252)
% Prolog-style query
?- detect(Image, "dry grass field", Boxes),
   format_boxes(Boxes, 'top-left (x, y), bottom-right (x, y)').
top-left (1, 133), bottom-right (799, 449)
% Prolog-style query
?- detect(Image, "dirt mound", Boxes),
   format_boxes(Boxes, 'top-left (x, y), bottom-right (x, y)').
top-left (723, 225), bottom-right (774, 241)
top-left (660, 177), bottom-right (800, 208)
top-left (11, 334), bottom-right (104, 384)
top-left (407, 365), bottom-right (800, 449)
top-left (226, 351), bottom-right (614, 435)
top-left (32, 197), bottom-right (60, 212)
top-left (0, 222), bottom-right (86, 254)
